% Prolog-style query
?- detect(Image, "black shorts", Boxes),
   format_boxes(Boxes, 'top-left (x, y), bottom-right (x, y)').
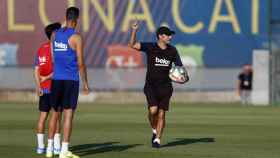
top-left (144, 83), bottom-right (173, 111)
top-left (39, 93), bottom-right (51, 112)
top-left (51, 80), bottom-right (79, 112)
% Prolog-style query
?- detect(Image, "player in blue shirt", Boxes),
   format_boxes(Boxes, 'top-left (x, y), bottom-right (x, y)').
top-left (46, 7), bottom-right (89, 158)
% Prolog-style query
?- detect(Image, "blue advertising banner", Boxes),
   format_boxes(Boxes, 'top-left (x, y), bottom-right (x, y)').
top-left (0, 0), bottom-right (269, 67)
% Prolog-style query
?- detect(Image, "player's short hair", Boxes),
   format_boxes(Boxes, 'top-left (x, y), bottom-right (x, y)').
top-left (66, 7), bottom-right (79, 20)
top-left (45, 22), bottom-right (61, 40)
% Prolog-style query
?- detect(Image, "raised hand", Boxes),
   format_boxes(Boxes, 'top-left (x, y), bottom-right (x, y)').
top-left (131, 21), bottom-right (139, 30)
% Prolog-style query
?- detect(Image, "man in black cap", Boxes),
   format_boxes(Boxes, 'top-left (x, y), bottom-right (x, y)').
top-left (128, 22), bottom-right (186, 148)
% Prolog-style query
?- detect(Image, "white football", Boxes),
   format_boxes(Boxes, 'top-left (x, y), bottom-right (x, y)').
top-left (169, 66), bottom-right (189, 84)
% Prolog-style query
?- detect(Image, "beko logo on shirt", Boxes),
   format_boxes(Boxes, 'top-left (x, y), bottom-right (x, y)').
top-left (155, 57), bottom-right (170, 67)
top-left (54, 41), bottom-right (68, 51)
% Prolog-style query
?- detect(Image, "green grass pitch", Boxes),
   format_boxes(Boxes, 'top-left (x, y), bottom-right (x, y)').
top-left (0, 102), bottom-right (280, 158)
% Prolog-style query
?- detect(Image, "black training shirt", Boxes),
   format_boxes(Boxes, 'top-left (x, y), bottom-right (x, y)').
top-left (140, 42), bottom-right (183, 85)
top-left (238, 72), bottom-right (253, 90)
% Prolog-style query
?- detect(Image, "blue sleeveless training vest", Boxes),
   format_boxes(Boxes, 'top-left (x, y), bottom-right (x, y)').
top-left (52, 27), bottom-right (79, 81)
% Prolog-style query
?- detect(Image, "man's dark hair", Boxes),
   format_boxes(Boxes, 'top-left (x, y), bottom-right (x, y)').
top-left (66, 7), bottom-right (79, 20)
top-left (45, 22), bottom-right (61, 40)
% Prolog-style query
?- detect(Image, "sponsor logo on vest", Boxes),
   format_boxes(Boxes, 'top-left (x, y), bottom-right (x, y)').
top-left (155, 57), bottom-right (170, 67)
top-left (38, 56), bottom-right (47, 66)
top-left (54, 41), bottom-right (68, 51)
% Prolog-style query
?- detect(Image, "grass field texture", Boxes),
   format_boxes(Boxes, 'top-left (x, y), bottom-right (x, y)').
top-left (0, 102), bottom-right (279, 158)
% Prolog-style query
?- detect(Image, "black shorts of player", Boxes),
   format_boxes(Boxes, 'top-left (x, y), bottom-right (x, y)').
top-left (144, 83), bottom-right (173, 111)
top-left (51, 80), bottom-right (79, 112)
top-left (39, 93), bottom-right (51, 112)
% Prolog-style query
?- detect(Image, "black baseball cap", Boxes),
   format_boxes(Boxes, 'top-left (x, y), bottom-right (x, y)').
top-left (156, 26), bottom-right (175, 36)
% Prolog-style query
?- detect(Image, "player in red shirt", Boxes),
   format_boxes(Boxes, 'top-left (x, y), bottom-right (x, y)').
top-left (34, 22), bottom-right (61, 155)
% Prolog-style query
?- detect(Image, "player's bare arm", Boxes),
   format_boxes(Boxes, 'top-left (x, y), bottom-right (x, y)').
top-left (34, 66), bottom-right (43, 96)
top-left (70, 34), bottom-right (89, 94)
top-left (40, 73), bottom-right (53, 83)
top-left (128, 21), bottom-right (141, 50)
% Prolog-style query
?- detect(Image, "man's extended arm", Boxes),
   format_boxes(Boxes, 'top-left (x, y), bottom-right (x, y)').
top-left (128, 22), bottom-right (141, 50)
